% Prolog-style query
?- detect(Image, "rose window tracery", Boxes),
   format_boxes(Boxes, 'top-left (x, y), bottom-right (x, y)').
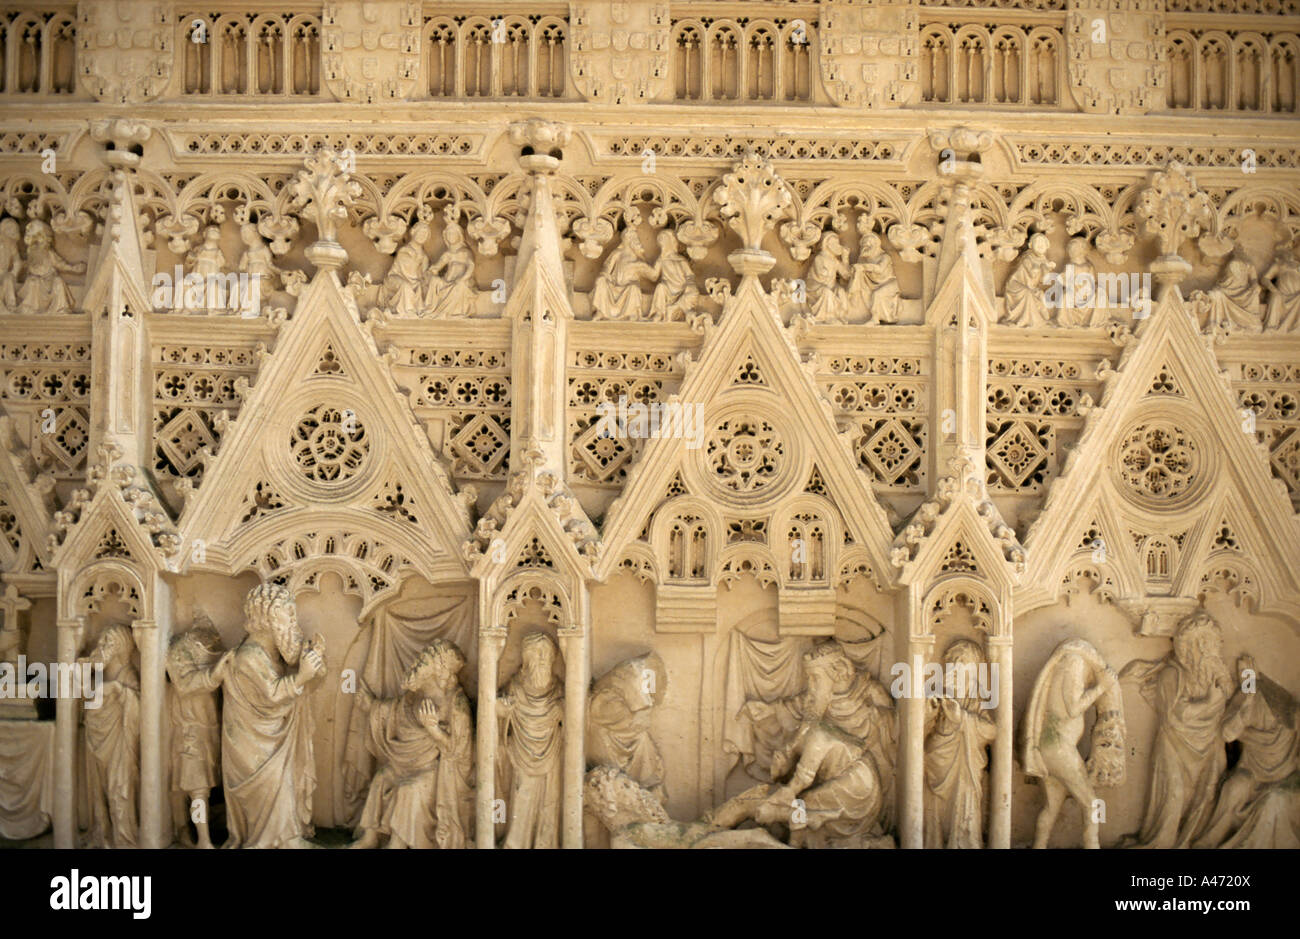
top-left (1117, 420), bottom-right (1200, 503)
top-left (705, 417), bottom-right (786, 496)
top-left (290, 405), bottom-right (369, 484)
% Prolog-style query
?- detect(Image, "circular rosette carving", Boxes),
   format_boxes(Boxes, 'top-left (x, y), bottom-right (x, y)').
top-left (693, 402), bottom-right (801, 507)
top-left (290, 405), bottom-right (370, 485)
top-left (1115, 419), bottom-right (1204, 508)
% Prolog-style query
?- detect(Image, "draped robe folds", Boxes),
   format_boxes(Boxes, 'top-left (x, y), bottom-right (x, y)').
top-left (431, 687), bottom-right (475, 848)
top-left (1264, 257), bottom-right (1300, 332)
top-left (1004, 252), bottom-right (1053, 327)
top-left (425, 246), bottom-right (475, 317)
top-left (380, 243), bottom-right (428, 315)
top-left (648, 252), bottom-right (698, 321)
top-left (806, 251), bottom-right (848, 323)
top-left (746, 674), bottom-right (896, 833)
top-left (357, 694), bottom-right (460, 849)
top-left (923, 700), bottom-right (996, 849)
top-left (1194, 679), bottom-right (1300, 848)
top-left (848, 252), bottom-right (901, 323)
top-left (1128, 658), bottom-right (1228, 848)
top-left (587, 686), bottom-right (665, 797)
top-left (221, 641), bottom-right (317, 849)
top-left (591, 245), bottom-right (653, 320)
top-left (18, 244), bottom-right (76, 315)
top-left (84, 674), bottom-right (140, 848)
top-left (168, 661), bottom-right (221, 793)
top-left (497, 679), bottom-right (564, 849)
top-left (340, 596), bottom-right (475, 817)
top-left (1198, 258), bottom-right (1262, 332)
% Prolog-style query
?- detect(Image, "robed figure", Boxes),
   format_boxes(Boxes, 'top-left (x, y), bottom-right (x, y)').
top-left (221, 584), bottom-right (326, 849)
top-left (1194, 655), bottom-right (1300, 848)
top-left (351, 638), bottom-right (474, 849)
top-left (82, 625), bottom-right (140, 848)
top-left (1120, 611), bottom-right (1231, 848)
top-left (923, 639), bottom-right (996, 849)
top-left (738, 640), bottom-right (896, 844)
top-left (496, 632), bottom-right (564, 849)
top-left (591, 230), bottom-right (654, 321)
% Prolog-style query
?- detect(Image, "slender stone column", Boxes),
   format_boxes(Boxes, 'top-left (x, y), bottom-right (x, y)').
top-left (898, 633), bottom-right (934, 850)
top-left (987, 634), bottom-right (1013, 849)
top-left (132, 619), bottom-right (166, 848)
top-left (53, 617), bottom-right (84, 848)
top-left (559, 619), bottom-right (588, 848)
top-left (475, 625), bottom-right (507, 848)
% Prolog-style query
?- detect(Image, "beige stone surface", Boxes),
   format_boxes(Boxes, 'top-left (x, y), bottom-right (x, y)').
top-left (0, 0), bottom-right (1297, 850)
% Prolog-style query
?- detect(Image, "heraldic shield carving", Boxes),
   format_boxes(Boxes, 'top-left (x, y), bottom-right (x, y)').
top-left (819, 0), bottom-right (920, 109)
top-left (1066, 0), bottom-right (1167, 114)
top-left (322, 0), bottom-right (422, 102)
top-left (77, 0), bottom-right (174, 104)
top-left (570, 1), bottom-right (671, 104)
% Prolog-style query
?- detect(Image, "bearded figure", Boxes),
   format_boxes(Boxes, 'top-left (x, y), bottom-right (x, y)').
top-left (220, 584), bottom-right (325, 849)
top-left (351, 638), bottom-right (474, 849)
top-left (740, 640), bottom-right (896, 847)
top-left (497, 632), bottom-right (564, 849)
top-left (1121, 611), bottom-right (1233, 848)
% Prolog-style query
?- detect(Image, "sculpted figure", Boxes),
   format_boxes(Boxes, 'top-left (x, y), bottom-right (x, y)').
top-left (647, 230), bottom-right (699, 322)
top-left (738, 640), bottom-right (896, 847)
top-left (188, 225), bottom-right (228, 280)
top-left (220, 584), bottom-right (326, 849)
top-left (17, 219), bottom-right (83, 315)
top-left (1263, 243), bottom-right (1300, 332)
top-left (1004, 233), bottom-right (1054, 328)
top-left (587, 651), bottom-right (667, 800)
top-left (1121, 610), bottom-right (1232, 848)
top-left (166, 617), bottom-right (228, 849)
top-left (1055, 237), bottom-right (1100, 327)
top-left (592, 229), bottom-right (654, 321)
top-left (1021, 639), bottom-right (1125, 849)
top-left (497, 632), bottom-right (563, 849)
top-left (425, 221), bottom-right (475, 318)
top-left (848, 231), bottom-right (902, 323)
top-left (1195, 247), bottom-right (1262, 333)
top-left (584, 766), bottom-right (787, 849)
top-left (237, 220), bottom-right (282, 298)
top-left (1194, 655), bottom-right (1300, 848)
top-left (379, 220), bottom-right (430, 315)
top-left (0, 218), bottom-right (20, 312)
top-left (81, 625), bottom-right (140, 848)
top-left (806, 232), bottom-right (850, 323)
top-left (350, 638), bottom-right (474, 849)
top-left (924, 639), bottom-right (996, 849)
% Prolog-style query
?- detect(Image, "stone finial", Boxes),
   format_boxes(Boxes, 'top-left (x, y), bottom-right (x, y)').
top-left (509, 118), bottom-right (572, 174)
top-left (1136, 162), bottom-right (1214, 287)
top-left (928, 126), bottom-right (992, 181)
top-left (89, 119), bottom-right (152, 169)
top-left (714, 153), bottom-right (793, 275)
top-left (289, 149), bottom-right (361, 270)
